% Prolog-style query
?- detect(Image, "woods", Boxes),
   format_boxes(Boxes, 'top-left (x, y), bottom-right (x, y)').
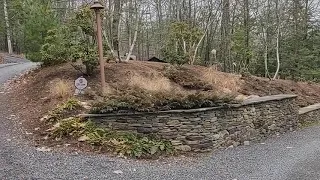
top-left (1, 0), bottom-right (320, 80)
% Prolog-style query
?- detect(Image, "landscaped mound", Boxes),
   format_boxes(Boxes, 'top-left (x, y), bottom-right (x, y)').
top-left (6, 60), bottom-right (320, 158)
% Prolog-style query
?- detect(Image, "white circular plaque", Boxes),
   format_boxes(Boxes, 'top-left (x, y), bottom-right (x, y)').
top-left (74, 77), bottom-right (88, 90)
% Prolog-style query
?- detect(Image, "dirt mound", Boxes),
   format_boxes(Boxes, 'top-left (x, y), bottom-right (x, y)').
top-left (239, 76), bottom-right (320, 107)
top-left (6, 61), bottom-right (320, 121)
top-left (6, 60), bottom-right (320, 151)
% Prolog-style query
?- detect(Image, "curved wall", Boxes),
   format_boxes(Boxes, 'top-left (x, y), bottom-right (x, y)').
top-left (83, 94), bottom-right (299, 151)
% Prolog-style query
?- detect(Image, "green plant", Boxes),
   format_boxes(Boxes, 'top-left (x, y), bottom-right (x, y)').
top-left (40, 27), bottom-right (70, 66)
top-left (45, 98), bottom-right (81, 122)
top-left (116, 134), bottom-right (173, 158)
top-left (89, 86), bottom-right (236, 114)
top-left (47, 117), bottom-right (173, 158)
top-left (50, 117), bottom-right (87, 138)
top-left (162, 22), bottom-right (203, 65)
top-left (62, 98), bottom-right (81, 111)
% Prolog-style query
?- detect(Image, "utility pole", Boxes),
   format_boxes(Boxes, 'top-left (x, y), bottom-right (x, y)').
top-left (91, 1), bottom-right (106, 94)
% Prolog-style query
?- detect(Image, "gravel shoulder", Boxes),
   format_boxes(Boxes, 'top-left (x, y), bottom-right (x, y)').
top-left (1, 62), bottom-right (320, 180)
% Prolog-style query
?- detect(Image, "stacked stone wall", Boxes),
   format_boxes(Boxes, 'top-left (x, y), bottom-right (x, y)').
top-left (85, 94), bottom-right (299, 151)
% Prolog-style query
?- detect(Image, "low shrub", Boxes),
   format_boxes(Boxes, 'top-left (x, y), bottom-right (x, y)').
top-left (44, 98), bottom-right (81, 122)
top-left (90, 86), bottom-right (236, 114)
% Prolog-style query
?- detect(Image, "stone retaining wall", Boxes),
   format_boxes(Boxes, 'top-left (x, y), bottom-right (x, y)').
top-left (299, 103), bottom-right (320, 125)
top-left (83, 94), bottom-right (299, 152)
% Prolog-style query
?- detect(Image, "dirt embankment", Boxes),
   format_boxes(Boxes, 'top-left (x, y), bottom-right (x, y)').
top-left (6, 61), bottom-right (320, 135)
top-left (239, 76), bottom-right (320, 107)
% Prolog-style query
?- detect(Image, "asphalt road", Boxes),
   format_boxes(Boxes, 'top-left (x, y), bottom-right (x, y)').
top-left (1, 59), bottom-right (320, 180)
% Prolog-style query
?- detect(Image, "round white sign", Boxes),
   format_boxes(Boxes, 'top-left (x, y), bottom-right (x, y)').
top-left (74, 77), bottom-right (88, 90)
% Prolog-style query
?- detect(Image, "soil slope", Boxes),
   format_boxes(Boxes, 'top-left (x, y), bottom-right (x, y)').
top-left (5, 61), bottom-right (320, 135)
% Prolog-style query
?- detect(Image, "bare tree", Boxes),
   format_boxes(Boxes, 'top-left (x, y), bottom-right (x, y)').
top-left (273, 0), bottom-right (281, 80)
top-left (3, 0), bottom-right (12, 54)
top-left (244, 0), bottom-right (250, 65)
top-left (220, 0), bottom-right (231, 72)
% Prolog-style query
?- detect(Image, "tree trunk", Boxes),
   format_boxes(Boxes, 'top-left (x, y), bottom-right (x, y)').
top-left (3, 0), bottom-right (12, 54)
top-left (125, 1), bottom-right (139, 62)
top-left (264, 0), bottom-right (271, 78)
top-left (219, 0), bottom-right (230, 72)
top-left (264, 27), bottom-right (270, 78)
top-left (273, 0), bottom-right (281, 80)
top-left (304, 0), bottom-right (309, 39)
top-left (113, 0), bottom-right (121, 61)
top-left (244, 0), bottom-right (250, 65)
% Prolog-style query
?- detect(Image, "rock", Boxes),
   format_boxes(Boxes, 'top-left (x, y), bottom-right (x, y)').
top-left (167, 120), bottom-right (180, 126)
top-left (36, 147), bottom-right (52, 152)
top-left (129, 124), bottom-right (142, 127)
top-left (235, 94), bottom-right (247, 101)
top-left (175, 145), bottom-right (192, 152)
top-left (185, 133), bottom-right (199, 136)
top-left (233, 142), bottom-right (240, 147)
top-left (219, 130), bottom-right (229, 138)
top-left (244, 141), bottom-right (250, 146)
top-left (262, 129), bottom-right (267, 134)
top-left (80, 102), bottom-right (91, 110)
top-left (212, 134), bottom-right (221, 140)
top-left (142, 124), bottom-right (153, 128)
top-left (268, 124), bottom-right (277, 131)
top-left (246, 95), bottom-right (260, 99)
top-left (190, 143), bottom-right (212, 149)
top-left (113, 170), bottom-right (123, 174)
top-left (186, 135), bottom-right (204, 141)
top-left (137, 127), bottom-right (153, 134)
top-left (160, 128), bottom-right (174, 133)
top-left (170, 140), bottom-right (182, 146)
top-left (185, 140), bottom-right (200, 145)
